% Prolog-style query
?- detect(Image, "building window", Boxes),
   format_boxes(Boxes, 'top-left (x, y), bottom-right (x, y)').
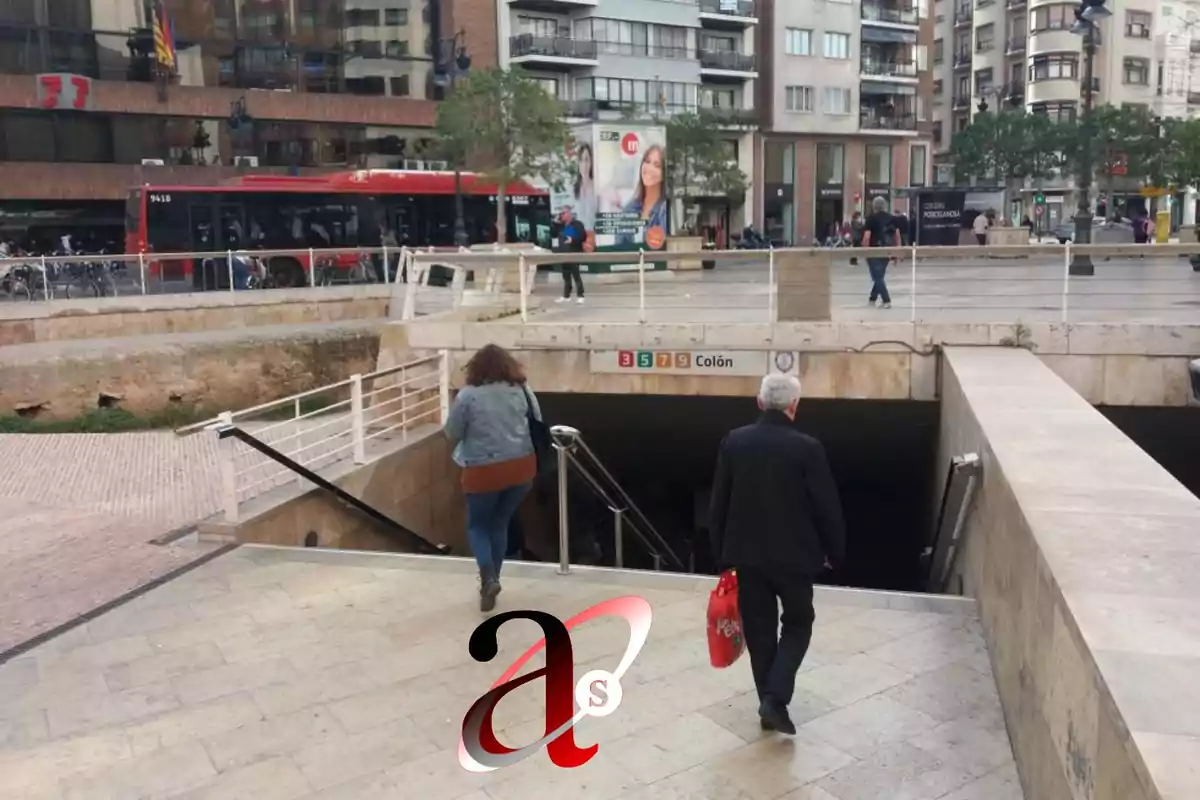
top-left (955, 114), bottom-right (969, 132)
top-left (520, 16), bottom-right (559, 37)
top-left (933, 79), bottom-right (944, 95)
top-left (533, 77), bottom-right (559, 97)
top-left (385, 8), bottom-right (408, 25)
top-left (823, 32), bottom-right (850, 59)
top-left (391, 76), bottom-right (410, 97)
top-left (957, 75), bottom-right (969, 96)
top-left (1124, 57), bottom-right (1149, 85)
top-left (975, 23), bottom-right (995, 52)
top-left (386, 40), bottom-right (410, 58)
top-left (785, 27), bottom-right (812, 56)
top-left (1031, 5), bottom-right (1073, 31)
top-left (823, 87), bottom-right (852, 114)
top-left (974, 67), bottom-right (993, 93)
top-left (1029, 53), bottom-right (1078, 81)
top-left (933, 121), bottom-right (943, 145)
top-left (866, 144), bottom-right (892, 183)
top-left (1126, 11), bottom-right (1151, 38)
top-left (785, 85), bottom-right (814, 112)
top-left (815, 143), bottom-right (845, 184)
top-left (933, 38), bottom-right (944, 63)
top-left (580, 20), bottom-right (689, 59)
top-left (1031, 101), bottom-right (1077, 122)
top-left (910, 144), bottom-right (928, 185)
top-left (346, 8), bottom-right (380, 26)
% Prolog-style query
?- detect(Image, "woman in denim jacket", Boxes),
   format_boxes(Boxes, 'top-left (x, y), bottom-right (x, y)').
top-left (444, 344), bottom-right (542, 611)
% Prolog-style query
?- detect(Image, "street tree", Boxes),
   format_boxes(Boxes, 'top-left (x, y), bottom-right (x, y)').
top-left (664, 111), bottom-right (749, 234)
top-left (951, 110), bottom-right (1065, 198)
top-left (434, 67), bottom-right (572, 243)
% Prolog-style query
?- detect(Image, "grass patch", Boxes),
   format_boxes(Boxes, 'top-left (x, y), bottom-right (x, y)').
top-left (0, 404), bottom-right (212, 434)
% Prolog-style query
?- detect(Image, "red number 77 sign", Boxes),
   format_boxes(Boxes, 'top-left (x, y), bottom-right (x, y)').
top-left (37, 73), bottom-right (93, 111)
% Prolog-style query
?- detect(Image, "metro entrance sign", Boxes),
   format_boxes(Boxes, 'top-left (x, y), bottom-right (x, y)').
top-left (591, 350), bottom-right (801, 377)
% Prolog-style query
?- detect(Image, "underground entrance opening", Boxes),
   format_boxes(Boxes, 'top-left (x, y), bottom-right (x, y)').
top-left (525, 394), bottom-right (942, 593)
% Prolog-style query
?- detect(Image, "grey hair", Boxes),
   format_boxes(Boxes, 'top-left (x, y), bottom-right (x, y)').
top-left (758, 373), bottom-right (802, 411)
top-left (871, 196), bottom-right (888, 213)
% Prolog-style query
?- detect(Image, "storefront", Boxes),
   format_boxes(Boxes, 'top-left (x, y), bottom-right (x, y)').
top-left (762, 141), bottom-right (795, 245)
top-left (814, 143), bottom-right (845, 242)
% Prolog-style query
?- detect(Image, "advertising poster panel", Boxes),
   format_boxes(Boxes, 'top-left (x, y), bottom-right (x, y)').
top-left (915, 190), bottom-right (966, 246)
top-left (592, 125), bottom-right (668, 251)
top-left (551, 124), bottom-right (599, 234)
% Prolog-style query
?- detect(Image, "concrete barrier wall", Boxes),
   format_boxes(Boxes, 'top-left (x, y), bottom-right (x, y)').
top-left (938, 348), bottom-right (1200, 800)
top-left (0, 286), bottom-right (391, 346)
top-left (225, 427), bottom-right (466, 555)
top-left (0, 325), bottom-right (380, 419)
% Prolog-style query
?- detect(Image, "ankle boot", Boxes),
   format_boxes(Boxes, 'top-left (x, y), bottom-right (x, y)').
top-left (479, 568), bottom-right (501, 612)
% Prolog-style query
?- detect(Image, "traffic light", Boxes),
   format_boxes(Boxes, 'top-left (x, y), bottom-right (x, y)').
top-left (1035, 192), bottom-right (1046, 204)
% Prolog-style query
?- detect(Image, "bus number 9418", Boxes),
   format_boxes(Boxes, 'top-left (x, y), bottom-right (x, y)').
top-left (149, 194), bottom-right (172, 203)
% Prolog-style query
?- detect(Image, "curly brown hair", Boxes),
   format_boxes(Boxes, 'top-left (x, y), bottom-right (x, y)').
top-left (463, 344), bottom-right (527, 386)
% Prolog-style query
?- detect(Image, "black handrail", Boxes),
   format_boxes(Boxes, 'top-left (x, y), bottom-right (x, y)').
top-left (217, 424), bottom-right (450, 556)
top-left (563, 439), bottom-right (688, 572)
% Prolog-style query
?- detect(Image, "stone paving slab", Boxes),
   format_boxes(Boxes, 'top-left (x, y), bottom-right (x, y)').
top-left (0, 433), bottom-right (225, 655)
top-left (0, 546), bottom-right (1024, 800)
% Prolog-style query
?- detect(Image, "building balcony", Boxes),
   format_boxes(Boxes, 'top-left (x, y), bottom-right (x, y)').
top-left (509, 35), bottom-right (599, 69)
top-left (701, 106), bottom-right (759, 126)
top-left (698, 50), bottom-right (759, 80)
top-left (953, 52), bottom-right (972, 69)
top-left (860, 59), bottom-right (919, 79)
top-left (698, 0), bottom-right (758, 28)
top-left (506, 0), bottom-right (596, 10)
top-left (953, 93), bottom-right (971, 109)
top-left (1189, 90), bottom-right (1200, 105)
top-left (860, 110), bottom-right (918, 132)
top-left (954, 5), bottom-right (972, 26)
top-left (861, 1), bottom-right (919, 27)
top-left (1006, 36), bottom-right (1026, 54)
top-left (561, 99), bottom-right (599, 119)
top-left (1006, 0), bottom-right (1026, 7)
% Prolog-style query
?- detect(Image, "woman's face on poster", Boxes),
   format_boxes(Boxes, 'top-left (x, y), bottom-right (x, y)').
top-left (578, 146), bottom-right (592, 179)
top-left (641, 148), bottom-right (663, 189)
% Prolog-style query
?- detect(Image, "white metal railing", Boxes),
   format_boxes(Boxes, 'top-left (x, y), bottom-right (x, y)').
top-left (408, 241), bottom-right (1200, 326)
top-left (179, 351), bottom-right (451, 523)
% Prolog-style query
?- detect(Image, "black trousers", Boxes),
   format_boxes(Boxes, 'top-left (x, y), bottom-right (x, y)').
top-left (737, 566), bottom-right (815, 706)
top-left (562, 263), bottom-right (584, 298)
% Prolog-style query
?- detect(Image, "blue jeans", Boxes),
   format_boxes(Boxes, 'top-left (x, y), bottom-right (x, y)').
top-left (466, 483), bottom-right (531, 577)
top-left (867, 257), bottom-right (891, 304)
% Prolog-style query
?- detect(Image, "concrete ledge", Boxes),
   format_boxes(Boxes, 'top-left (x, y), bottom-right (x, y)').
top-left (940, 347), bottom-right (1200, 800)
top-left (392, 319), bottom-right (1200, 405)
top-left (238, 543), bottom-right (981, 615)
top-left (0, 285), bottom-right (392, 346)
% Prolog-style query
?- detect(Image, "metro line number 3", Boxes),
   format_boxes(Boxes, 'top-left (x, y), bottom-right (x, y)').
top-left (38, 74), bottom-right (92, 111)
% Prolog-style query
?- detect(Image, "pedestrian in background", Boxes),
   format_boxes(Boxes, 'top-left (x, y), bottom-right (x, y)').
top-left (709, 374), bottom-right (845, 734)
top-left (444, 344), bottom-right (542, 612)
top-left (862, 196), bottom-right (899, 309)
top-left (555, 207), bottom-right (587, 304)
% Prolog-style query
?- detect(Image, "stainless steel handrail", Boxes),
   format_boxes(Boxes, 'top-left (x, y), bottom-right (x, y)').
top-left (551, 425), bottom-right (685, 574)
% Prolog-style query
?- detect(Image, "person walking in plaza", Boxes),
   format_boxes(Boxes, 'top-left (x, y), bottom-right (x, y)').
top-left (972, 209), bottom-right (990, 245)
top-left (555, 207), bottom-right (587, 304)
top-left (444, 344), bottom-right (542, 612)
top-left (862, 196), bottom-right (900, 308)
top-left (709, 374), bottom-right (846, 735)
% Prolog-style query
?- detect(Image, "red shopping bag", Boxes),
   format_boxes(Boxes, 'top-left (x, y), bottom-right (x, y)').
top-left (707, 569), bottom-right (745, 668)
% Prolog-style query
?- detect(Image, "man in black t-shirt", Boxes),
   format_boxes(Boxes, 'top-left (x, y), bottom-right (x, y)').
top-left (554, 207), bottom-right (587, 303)
top-left (861, 196), bottom-right (900, 308)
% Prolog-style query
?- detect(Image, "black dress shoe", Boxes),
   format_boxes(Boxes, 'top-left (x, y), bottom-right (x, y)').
top-left (758, 699), bottom-right (796, 735)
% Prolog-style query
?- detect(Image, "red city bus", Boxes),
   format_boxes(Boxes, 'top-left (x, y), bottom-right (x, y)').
top-left (124, 170), bottom-right (552, 288)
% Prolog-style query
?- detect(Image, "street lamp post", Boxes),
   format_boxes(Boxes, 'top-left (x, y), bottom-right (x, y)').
top-left (434, 31), bottom-right (472, 247)
top-left (1068, 0), bottom-right (1110, 275)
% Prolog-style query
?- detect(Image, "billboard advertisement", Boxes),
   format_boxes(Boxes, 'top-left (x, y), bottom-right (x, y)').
top-left (593, 124), bottom-right (668, 250)
top-left (551, 125), bottom-right (599, 234)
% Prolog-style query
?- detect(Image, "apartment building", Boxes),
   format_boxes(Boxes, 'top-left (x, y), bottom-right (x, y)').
top-left (0, 0), bottom-right (489, 240)
top-left (495, 0), bottom-right (759, 234)
top-left (931, 0), bottom-right (1195, 226)
top-left (756, 0), bottom-right (935, 245)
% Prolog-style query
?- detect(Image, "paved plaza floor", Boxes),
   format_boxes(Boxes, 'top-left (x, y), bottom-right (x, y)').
top-left (0, 546), bottom-right (1023, 800)
top-left (525, 256), bottom-right (1200, 324)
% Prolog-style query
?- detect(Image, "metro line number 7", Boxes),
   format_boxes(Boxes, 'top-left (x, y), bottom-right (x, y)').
top-left (39, 74), bottom-right (92, 111)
